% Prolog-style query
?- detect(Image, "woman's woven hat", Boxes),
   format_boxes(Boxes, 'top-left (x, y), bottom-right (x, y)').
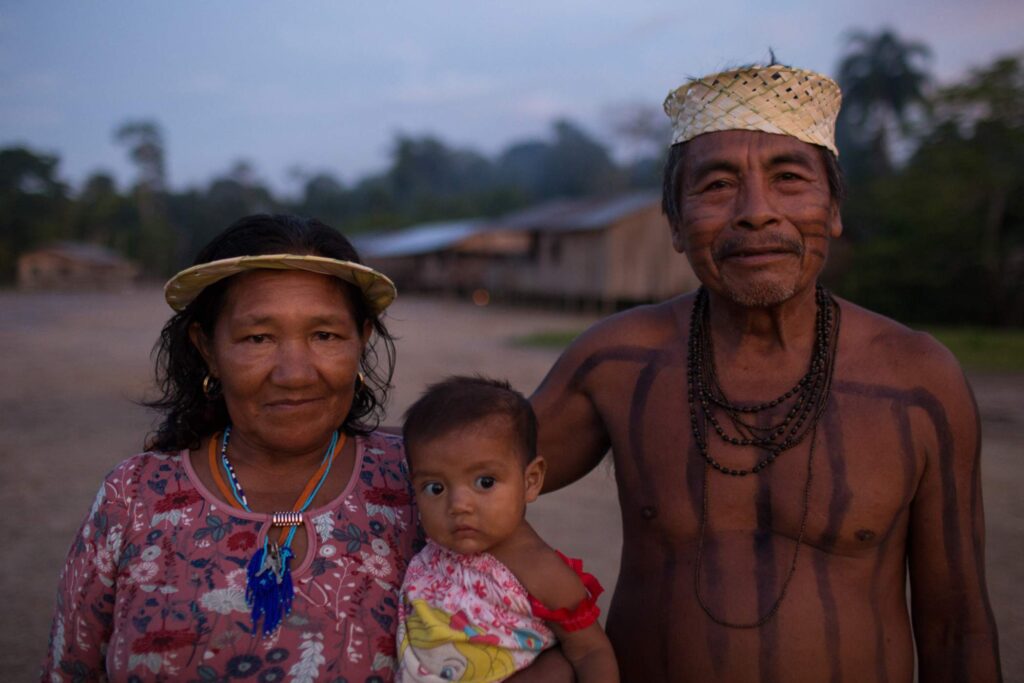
top-left (164, 253), bottom-right (397, 315)
top-left (664, 65), bottom-right (842, 156)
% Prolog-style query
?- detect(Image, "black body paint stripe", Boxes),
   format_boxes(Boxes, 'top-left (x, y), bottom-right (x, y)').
top-left (756, 474), bottom-right (780, 683)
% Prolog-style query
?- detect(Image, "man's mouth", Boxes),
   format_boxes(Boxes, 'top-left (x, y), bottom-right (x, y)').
top-left (716, 239), bottom-right (802, 264)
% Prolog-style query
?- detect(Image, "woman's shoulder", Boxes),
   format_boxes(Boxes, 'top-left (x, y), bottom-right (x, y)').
top-left (361, 429), bottom-right (405, 456)
top-left (106, 449), bottom-right (186, 477)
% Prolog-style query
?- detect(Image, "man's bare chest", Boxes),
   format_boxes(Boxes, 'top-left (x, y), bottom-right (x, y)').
top-left (593, 366), bottom-right (927, 557)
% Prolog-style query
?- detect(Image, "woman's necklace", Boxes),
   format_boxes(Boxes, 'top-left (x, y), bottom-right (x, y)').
top-left (208, 426), bottom-right (343, 636)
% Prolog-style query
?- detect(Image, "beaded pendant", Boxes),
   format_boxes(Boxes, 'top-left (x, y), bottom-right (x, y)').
top-left (213, 426), bottom-right (340, 636)
top-left (246, 540), bottom-right (295, 636)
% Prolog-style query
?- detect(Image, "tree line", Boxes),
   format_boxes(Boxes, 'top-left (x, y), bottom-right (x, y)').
top-left (1, 29), bottom-right (1021, 326)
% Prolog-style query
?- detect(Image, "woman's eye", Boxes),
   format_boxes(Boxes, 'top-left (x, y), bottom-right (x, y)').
top-left (475, 476), bottom-right (495, 490)
top-left (246, 334), bottom-right (268, 344)
top-left (313, 331), bottom-right (337, 341)
top-left (422, 482), bottom-right (444, 496)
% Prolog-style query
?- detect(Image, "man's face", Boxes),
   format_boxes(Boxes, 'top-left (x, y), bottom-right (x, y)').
top-left (671, 129), bottom-right (842, 308)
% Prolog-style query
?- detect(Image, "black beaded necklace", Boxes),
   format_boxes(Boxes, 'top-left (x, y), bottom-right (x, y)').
top-left (687, 284), bottom-right (840, 628)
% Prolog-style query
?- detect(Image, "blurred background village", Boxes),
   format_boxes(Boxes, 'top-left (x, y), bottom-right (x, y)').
top-left (1, 2), bottom-right (1022, 679)
top-left (2, 9), bottom-right (1022, 333)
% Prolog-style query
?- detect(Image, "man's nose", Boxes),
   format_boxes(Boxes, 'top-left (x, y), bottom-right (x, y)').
top-left (734, 178), bottom-right (780, 231)
top-left (272, 339), bottom-right (317, 386)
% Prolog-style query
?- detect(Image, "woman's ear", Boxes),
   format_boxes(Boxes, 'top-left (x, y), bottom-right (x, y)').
top-left (524, 456), bottom-right (547, 503)
top-left (188, 322), bottom-right (218, 377)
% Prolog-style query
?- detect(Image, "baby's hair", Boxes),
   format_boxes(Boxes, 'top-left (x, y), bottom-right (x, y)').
top-left (403, 375), bottom-right (537, 466)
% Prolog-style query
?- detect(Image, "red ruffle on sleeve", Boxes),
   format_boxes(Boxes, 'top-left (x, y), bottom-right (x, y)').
top-left (528, 551), bottom-right (604, 632)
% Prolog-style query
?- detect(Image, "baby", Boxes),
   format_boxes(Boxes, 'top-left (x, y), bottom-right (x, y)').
top-left (396, 376), bottom-right (619, 682)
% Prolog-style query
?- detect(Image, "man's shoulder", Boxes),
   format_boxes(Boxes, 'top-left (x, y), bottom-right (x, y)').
top-left (573, 292), bottom-right (694, 352)
top-left (837, 297), bottom-right (964, 390)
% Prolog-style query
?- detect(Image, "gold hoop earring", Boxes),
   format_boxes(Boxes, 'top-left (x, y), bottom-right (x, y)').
top-left (202, 374), bottom-right (221, 399)
top-left (355, 371), bottom-right (366, 393)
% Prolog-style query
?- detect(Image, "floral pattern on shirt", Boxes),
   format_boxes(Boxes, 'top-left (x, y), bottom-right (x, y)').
top-left (43, 431), bottom-right (422, 683)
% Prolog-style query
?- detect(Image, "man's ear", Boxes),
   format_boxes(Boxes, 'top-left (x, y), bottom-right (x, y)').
top-left (188, 322), bottom-right (218, 377)
top-left (523, 456), bottom-right (546, 503)
top-left (829, 203), bottom-right (843, 239)
top-left (670, 219), bottom-right (687, 253)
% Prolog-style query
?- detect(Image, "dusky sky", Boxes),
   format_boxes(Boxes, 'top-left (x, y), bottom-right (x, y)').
top-left (2, 0), bottom-right (1021, 195)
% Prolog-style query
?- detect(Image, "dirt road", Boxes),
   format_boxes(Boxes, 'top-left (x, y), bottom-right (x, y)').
top-left (1, 288), bottom-right (1019, 679)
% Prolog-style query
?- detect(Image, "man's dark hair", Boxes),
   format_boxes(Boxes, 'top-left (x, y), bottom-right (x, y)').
top-left (403, 376), bottom-right (537, 466)
top-left (660, 141), bottom-right (846, 230)
top-left (145, 213), bottom-right (396, 452)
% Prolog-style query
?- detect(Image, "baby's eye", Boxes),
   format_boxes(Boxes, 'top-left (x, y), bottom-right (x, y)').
top-left (475, 476), bottom-right (496, 490)
top-left (421, 482), bottom-right (445, 496)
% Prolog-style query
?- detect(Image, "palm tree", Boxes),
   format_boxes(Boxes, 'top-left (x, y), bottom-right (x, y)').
top-left (836, 29), bottom-right (932, 175)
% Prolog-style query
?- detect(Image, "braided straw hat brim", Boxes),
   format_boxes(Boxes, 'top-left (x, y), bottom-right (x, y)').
top-left (164, 254), bottom-right (397, 315)
top-left (664, 65), bottom-right (841, 156)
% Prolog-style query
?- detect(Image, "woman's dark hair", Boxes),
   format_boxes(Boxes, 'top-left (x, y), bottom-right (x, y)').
top-left (660, 140), bottom-right (846, 230)
top-left (145, 214), bottom-right (397, 452)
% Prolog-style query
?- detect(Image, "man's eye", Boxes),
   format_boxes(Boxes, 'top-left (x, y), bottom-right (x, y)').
top-left (246, 334), bottom-right (268, 344)
top-left (422, 482), bottom-right (444, 496)
top-left (701, 179), bottom-right (730, 192)
top-left (475, 476), bottom-right (495, 490)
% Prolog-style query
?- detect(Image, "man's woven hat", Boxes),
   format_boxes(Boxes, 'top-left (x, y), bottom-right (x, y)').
top-left (664, 65), bottom-right (842, 156)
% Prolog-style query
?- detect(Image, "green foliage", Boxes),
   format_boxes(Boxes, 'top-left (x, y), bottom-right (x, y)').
top-left (509, 329), bottom-right (582, 349)
top-left (836, 28), bottom-right (932, 181)
top-left (929, 327), bottom-right (1024, 373)
top-left (0, 147), bottom-right (70, 281)
top-left (836, 49), bottom-right (1024, 326)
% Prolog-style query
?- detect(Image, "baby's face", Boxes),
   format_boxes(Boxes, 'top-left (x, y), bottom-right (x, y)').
top-left (409, 417), bottom-right (544, 556)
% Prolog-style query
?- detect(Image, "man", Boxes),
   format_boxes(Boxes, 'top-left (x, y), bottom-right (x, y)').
top-left (531, 64), bottom-right (1001, 682)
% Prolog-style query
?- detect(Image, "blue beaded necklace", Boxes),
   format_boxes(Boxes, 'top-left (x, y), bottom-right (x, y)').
top-left (218, 426), bottom-right (341, 635)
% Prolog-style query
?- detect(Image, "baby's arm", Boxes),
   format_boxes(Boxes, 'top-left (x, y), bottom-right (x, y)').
top-left (519, 549), bottom-right (619, 683)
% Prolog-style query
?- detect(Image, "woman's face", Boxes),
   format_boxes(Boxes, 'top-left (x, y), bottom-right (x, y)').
top-left (193, 269), bottom-right (370, 458)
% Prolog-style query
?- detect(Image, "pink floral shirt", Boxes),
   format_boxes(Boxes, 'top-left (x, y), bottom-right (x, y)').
top-left (396, 541), bottom-right (555, 682)
top-left (42, 431), bottom-right (422, 683)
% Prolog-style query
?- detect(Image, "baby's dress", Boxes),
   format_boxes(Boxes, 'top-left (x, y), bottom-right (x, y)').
top-left (396, 540), bottom-right (602, 683)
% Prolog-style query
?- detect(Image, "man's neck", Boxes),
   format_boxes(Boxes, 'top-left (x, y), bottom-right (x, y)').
top-left (706, 285), bottom-right (819, 358)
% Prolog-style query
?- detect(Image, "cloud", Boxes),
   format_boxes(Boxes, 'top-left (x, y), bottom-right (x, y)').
top-left (388, 72), bottom-right (497, 105)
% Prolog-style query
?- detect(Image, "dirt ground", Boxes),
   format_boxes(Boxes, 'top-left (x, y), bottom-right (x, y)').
top-left (1, 288), bottom-right (1020, 680)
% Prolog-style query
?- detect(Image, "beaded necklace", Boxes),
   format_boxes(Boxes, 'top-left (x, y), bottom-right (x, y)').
top-left (209, 426), bottom-right (343, 635)
top-left (687, 285), bottom-right (840, 628)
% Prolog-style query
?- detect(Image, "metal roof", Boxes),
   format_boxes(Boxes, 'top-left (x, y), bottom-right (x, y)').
top-left (490, 190), bottom-right (660, 233)
top-left (354, 219), bottom-right (483, 258)
top-left (355, 191), bottom-right (662, 259)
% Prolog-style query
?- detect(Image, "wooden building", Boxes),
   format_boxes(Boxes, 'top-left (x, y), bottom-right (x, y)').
top-left (17, 242), bottom-right (138, 291)
top-left (482, 191), bottom-right (697, 307)
top-left (358, 192), bottom-right (698, 308)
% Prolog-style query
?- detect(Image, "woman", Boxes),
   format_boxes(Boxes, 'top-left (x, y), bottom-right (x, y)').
top-left (43, 215), bottom-right (419, 682)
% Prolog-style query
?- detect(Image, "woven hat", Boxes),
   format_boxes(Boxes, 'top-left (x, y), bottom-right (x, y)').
top-left (164, 253), bottom-right (397, 315)
top-left (664, 65), bottom-right (842, 156)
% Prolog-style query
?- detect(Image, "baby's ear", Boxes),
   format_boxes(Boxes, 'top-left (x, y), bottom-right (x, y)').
top-left (524, 456), bottom-right (546, 503)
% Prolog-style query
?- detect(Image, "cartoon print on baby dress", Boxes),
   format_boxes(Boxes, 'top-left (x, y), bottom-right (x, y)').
top-left (396, 541), bottom-right (559, 682)
top-left (399, 600), bottom-right (521, 682)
